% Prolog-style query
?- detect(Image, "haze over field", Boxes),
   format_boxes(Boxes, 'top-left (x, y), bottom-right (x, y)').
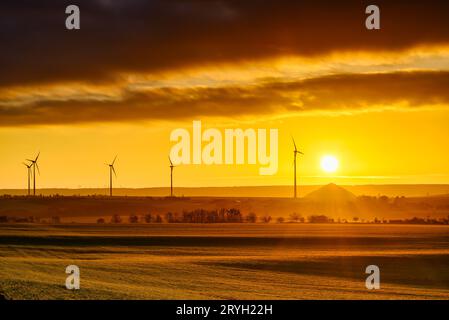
top-left (2, 184), bottom-right (449, 224)
top-left (2, 184), bottom-right (449, 198)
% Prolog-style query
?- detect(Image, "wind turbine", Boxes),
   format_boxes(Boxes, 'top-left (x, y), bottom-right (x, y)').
top-left (107, 156), bottom-right (117, 197)
top-left (292, 137), bottom-right (303, 199)
top-left (26, 152), bottom-right (40, 196)
top-left (169, 157), bottom-right (175, 197)
top-left (23, 162), bottom-right (33, 196)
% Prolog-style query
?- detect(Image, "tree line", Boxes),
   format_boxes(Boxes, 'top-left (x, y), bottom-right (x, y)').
top-left (1, 210), bottom-right (448, 225)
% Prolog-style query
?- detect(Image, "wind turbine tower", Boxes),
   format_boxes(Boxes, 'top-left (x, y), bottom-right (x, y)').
top-left (23, 162), bottom-right (33, 196)
top-left (107, 156), bottom-right (117, 197)
top-left (292, 138), bottom-right (303, 199)
top-left (169, 157), bottom-right (175, 197)
top-left (26, 152), bottom-right (40, 196)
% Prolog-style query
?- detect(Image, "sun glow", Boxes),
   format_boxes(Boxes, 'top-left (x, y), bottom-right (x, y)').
top-left (320, 155), bottom-right (339, 173)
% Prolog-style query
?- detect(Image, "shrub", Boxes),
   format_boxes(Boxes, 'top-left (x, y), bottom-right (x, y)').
top-left (144, 213), bottom-right (152, 223)
top-left (246, 212), bottom-right (258, 223)
top-left (262, 215), bottom-right (272, 223)
top-left (308, 215), bottom-right (333, 223)
top-left (289, 212), bottom-right (302, 222)
top-left (110, 214), bottom-right (122, 223)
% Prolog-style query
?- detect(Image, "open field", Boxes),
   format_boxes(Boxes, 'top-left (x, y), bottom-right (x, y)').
top-left (1, 223), bottom-right (448, 300)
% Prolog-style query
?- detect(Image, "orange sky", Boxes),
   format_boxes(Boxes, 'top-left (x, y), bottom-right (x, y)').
top-left (1, 1), bottom-right (449, 189)
top-left (1, 91), bottom-right (449, 188)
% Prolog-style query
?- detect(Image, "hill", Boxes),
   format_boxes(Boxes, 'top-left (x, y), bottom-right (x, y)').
top-left (305, 183), bottom-right (357, 203)
top-left (303, 183), bottom-right (358, 218)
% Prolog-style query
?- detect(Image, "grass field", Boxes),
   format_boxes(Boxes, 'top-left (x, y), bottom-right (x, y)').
top-left (0, 223), bottom-right (448, 300)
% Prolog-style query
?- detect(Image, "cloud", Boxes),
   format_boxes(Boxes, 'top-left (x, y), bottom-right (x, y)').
top-left (1, 71), bottom-right (449, 126)
top-left (1, 0), bottom-right (449, 87)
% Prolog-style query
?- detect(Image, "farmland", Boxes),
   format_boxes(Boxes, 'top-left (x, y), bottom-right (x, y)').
top-left (1, 223), bottom-right (448, 299)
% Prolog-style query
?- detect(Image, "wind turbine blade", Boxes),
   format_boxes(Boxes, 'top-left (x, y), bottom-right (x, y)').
top-left (299, 151), bottom-right (304, 155)
top-left (26, 159), bottom-right (34, 162)
top-left (35, 162), bottom-right (41, 175)
top-left (169, 156), bottom-right (173, 166)
top-left (291, 136), bottom-right (298, 152)
top-left (35, 151), bottom-right (40, 161)
top-left (112, 165), bottom-right (117, 177)
top-left (112, 155), bottom-right (117, 166)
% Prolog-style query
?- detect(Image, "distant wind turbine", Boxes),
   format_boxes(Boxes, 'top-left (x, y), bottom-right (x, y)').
top-left (107, 156), bottom-right (117, 197)
top-left (22, 162), bottom-right (33, 196)
top-left (292, 137), bottom-right (303, 199)
top-left (26, 152), bottom-right (40, 196)
top-left (169, 156), bottom-right (175, 197)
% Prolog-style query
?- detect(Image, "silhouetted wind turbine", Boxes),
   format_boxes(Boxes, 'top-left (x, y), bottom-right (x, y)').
top-left (26, 152), bottom-right (40, 196)
top-left (107, 156), bottom-right (117, 197)
top-left (169, 157), bottom-right (175, 197)
top-left (22, 162), bottom-right (33, 196)
top-left (292, 137), bottom-right (303, 199)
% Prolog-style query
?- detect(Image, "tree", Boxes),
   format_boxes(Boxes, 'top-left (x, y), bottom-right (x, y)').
top-left (289, 212), bottom-right (301, 223)
top-left (309, 215), bottom-right (332, 223)
top-left (276, 217), bottom-right (285, 223)
top-left (96, 218), bottom-right (105, 224)
top-left (226, 208), bottom-right (243, 223)
top-left (353, 217), bottom-right (359, 222)
top-left (218, 208), bottom-right (226, 222)
top-left (262, 215), bottom-right (272, 223)
top-left (165, 212), bottom-right (177, 223)
top-left (246, 212), bottom-right (258, 223)
top-left (129, 215), bottom-right (139, 223)
top-left (144, 213), bottom-right (152, 223)
top-left (110, 214), bottom-right (122, 223)
top-left (155, 214), bottom-right (163, 223)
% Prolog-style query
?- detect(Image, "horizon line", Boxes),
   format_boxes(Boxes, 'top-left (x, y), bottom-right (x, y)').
top-left (2, 183), bottom-right (449, 191)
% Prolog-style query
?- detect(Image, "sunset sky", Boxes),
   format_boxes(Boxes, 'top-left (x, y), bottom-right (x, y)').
top-left (1, 0), bottom-right (449, 189)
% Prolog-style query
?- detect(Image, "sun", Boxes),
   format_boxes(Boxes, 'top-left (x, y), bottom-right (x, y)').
top-left (320, 155), bottom-right (339, 173)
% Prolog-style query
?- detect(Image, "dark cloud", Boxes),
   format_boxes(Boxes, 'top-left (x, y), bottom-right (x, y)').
top-left (1, 71), bottom-right (448, 126)
top-left (0, 0), bottom-right (449, 87)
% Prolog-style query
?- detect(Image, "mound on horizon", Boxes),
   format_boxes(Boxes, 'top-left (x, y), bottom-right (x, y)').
top-left (303, 183), bottom-right (358, 218)
top-left (305, 183), bottom-right (357, 203)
